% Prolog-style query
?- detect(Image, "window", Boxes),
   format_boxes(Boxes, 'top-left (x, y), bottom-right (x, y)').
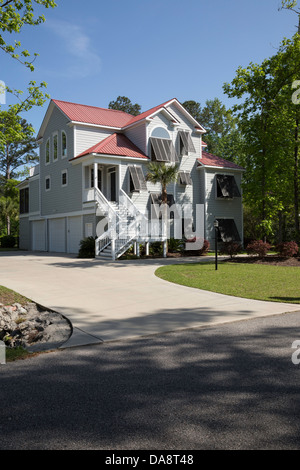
top-left (216, 219), bottom-right (241, 242)
top-left (61, 170), bottom-right (67, 187)
top-left (216, 174), bottom-right (241, 198)
top-left (128, 166), bottom-right (147, 192)
top-left (151, 127), bottom-right (171, 139)
top-left (45, 139), bottom-right (50, 165)
top-left (178, 171), bottom-right (192, 185)
top-left (19, 188), bottom-right (29, 214)
top-left (149, 137), bottom-right (179, 163)
top-left (178, 130), bottom-right (196, 155)
top-left (53, 134), bottom-right (58, 161)
top-left (61, 131), bottom-right (67, 158)
top-left (45, 176), bottom-right (51, 191)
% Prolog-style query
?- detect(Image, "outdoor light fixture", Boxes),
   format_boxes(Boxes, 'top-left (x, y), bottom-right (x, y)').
top-left (214, 220), bottom-right (219, 271)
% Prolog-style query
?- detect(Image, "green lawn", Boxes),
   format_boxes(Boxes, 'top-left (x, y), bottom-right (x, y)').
top-left (0, 285), bottom-right (31, 306)
top-left (155, 262), bottom-right (300, 303)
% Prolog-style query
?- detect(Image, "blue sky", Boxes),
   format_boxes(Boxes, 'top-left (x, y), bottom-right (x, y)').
top-left (1, 0), bottom-right (298, 134)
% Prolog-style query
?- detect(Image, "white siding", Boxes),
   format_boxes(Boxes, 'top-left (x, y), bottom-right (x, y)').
top-left (167, 103), bottom-right (202, 156)
top-left (75, 125), bottom-right (114, 156)
top-left (124, 122), bottom-right (147, 154)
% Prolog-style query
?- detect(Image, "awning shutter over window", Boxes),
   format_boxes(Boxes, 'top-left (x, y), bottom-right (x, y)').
top-left (217, 219), bottom-right (241, 242)
top-left (216, 174), bottom-right (241, 198)
top-left (179, 131), bottom-right (196, 153)
top-left (129, 166), bottom-right (147, 191)
top-left (150, 137), bottom-right (179, 163)
top-left (179, 171), bottom-right (192, 185)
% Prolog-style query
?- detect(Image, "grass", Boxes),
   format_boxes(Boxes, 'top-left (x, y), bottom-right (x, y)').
top-left (0, 286), bottom-right (34, 362)
top-left (6, 346), bottom-right (33, 362)
top-left (0, 285), bottom-right (31, 306)
top-left (155, 262), bottom-right (300, 304)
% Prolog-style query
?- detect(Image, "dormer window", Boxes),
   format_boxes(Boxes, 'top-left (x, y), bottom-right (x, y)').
top-left (178, 130), bottom-right (196, 155)
top-left (150, 127), bottom-right (179, 163)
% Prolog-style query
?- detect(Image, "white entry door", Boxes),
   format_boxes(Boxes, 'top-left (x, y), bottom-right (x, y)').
top-left (68, 216), bottom-right (82, 254)
top-left (49, 218), bottom-right (66, 253)
top-left (32, 220), bottom-right (46, 251)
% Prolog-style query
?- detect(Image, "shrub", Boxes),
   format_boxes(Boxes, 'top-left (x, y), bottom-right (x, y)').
top-left (149, 241), bottom-right (163, 257)
top-left (184, 238), bottom-right (210, 256)
top-left (246, 240), bottom-right (271, 258)
top-left (168, 238), bottom-right (184, 253)
top-left (78, 237), bottom-right (95, 258)
top-left (0, 235), bottom-right (16, 248)
top-left (220, 241), bottom-right (242, 259)
top-left (276, 241), bottom-right (299, 258)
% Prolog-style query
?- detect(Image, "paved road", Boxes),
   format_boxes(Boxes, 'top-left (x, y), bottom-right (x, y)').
top-left (1, 312), bottom-right (300, 450)
top-left (0, 252), bottom-right (299, 346)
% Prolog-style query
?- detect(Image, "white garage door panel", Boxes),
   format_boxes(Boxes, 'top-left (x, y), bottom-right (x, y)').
top-left (49, 218), bottom-right (66, 253)
top-left (32, 220), bottom-right (46, 251)
top-left (68, 216), bottom-right (82, 254)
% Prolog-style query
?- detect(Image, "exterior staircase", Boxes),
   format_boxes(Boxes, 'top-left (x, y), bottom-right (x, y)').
top-left (95, 188), bottom-right (147, 260)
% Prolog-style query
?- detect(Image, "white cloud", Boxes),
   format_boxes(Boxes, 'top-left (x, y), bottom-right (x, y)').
top-left (46, 19), bottom-right (102, 78)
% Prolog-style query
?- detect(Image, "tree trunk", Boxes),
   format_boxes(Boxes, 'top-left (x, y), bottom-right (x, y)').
top-left (161, 185), bottom-right (168, 204)
top-left (6, 215), bottom-right (10, 236)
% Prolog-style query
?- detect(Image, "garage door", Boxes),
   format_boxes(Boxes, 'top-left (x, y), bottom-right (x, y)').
top-left (68, 216), bottom-right (82, 254)
top-left (32, 220), bottom-right (46, 251)
top-left (49, 218), bottom-right (66, 253)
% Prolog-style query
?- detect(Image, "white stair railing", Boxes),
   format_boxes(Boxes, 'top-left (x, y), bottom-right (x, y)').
top-left (95, 188), bottom-right (149, 260)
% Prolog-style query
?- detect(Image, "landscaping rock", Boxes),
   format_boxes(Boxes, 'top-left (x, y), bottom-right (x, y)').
top-left (0, 302), bottom-right (72, 352)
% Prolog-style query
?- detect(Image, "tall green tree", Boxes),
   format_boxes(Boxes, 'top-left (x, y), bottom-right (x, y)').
top-left (182, 98), bottom-right (244, 164)
top-left (0, 112), bottom-right (38, 180)
top-left (279, 0), bottom-right (300, 33)
top-left (224, 34), bottom-right (300, 241)
top-left (108, 96), bottom-right (141, 116)
top-left (0, 178), bottom-right (19, 235)
top-left (182, 100), bottom-right (202, 123)
top-left (0, 0), bottom-right (57, 114)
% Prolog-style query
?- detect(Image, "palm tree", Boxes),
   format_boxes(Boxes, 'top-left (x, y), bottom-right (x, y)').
top-left (146, 162), bottom-right (179, 204)
top-left (146, 162), bottom-right (179, 254)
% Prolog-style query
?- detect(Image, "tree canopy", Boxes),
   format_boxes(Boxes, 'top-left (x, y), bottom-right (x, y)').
top-left (108, 96), bottom-right (141, 116)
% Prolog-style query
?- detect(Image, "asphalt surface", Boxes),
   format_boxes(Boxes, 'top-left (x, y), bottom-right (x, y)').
top-left (1, 311), bottom-right (300, 450)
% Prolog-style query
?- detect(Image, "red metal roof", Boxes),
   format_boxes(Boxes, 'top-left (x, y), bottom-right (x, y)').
top-left (52, 99), bottom-right (134, 128)
top-left (122, 98), bottom-right (177, 128)
top-left (73, 133), bottom-right (148, 160)
top-left (198, 151), bottom-right (244, 170)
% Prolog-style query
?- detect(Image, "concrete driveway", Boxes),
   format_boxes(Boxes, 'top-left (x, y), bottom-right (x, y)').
top-left (0, 252), bottom-right (299, 346)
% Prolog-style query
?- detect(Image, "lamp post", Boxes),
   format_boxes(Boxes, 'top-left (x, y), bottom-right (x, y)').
top-left (214, 220), bottom-right (219, 271)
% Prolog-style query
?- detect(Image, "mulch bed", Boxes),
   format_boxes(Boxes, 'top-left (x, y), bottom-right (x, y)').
top-left (225, 255), bottom-right (300, 267)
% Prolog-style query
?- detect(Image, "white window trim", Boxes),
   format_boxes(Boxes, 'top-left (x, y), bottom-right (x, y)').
top-left (61, 130), bottom-right (67, 159)
top-left (53, 132), bottom-right (58, 162)
top-left (45, 175), bottom-right (51, 192)
top-left (45, 138), bottom-right (50, 166)
top-left (61, 170), bottom-right (68, 187)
